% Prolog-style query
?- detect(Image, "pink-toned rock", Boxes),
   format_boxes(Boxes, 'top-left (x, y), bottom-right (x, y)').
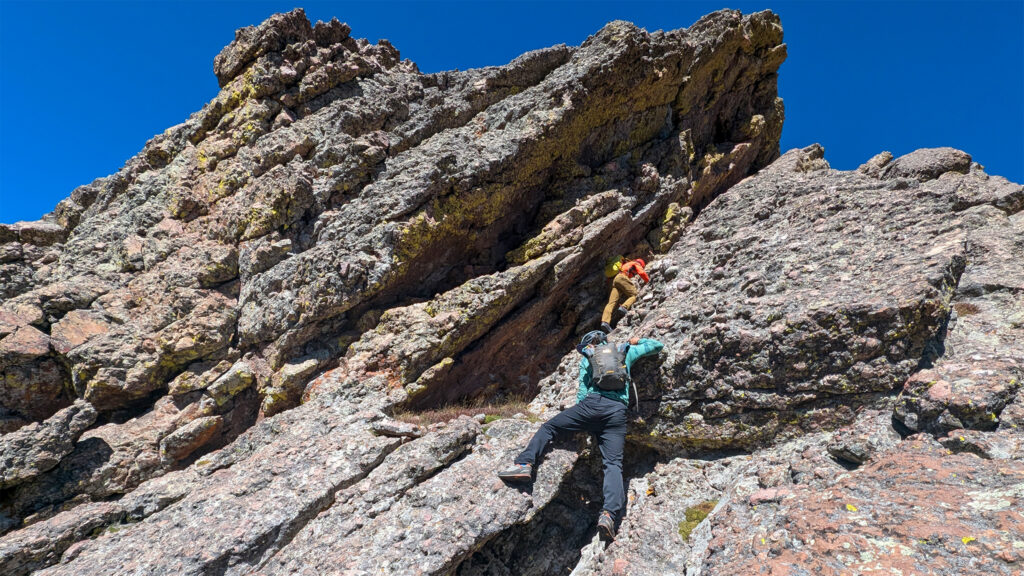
top-left (0, 309), bottom-right (24, 339)
top-left (13, 221), bottom-right (66, 247)
top-left (167, 358), bottom-right (235, 396)
top-left (159, 415), bottom-right (223, 463)
top-left (939, 428), bottom-right (1024, 460)
top-left (0, 325), bottom-right (50, 362)
top-left (827, 408), bottom-right (902, 465)
top-left (118, 234), bottom-right (145, 271)
top-left (49, 310), bottom-right (109, 355)
top-left (894, 202), bottom-right (1023, 438)
top-left (882, 147), bottom-right (972, 182)
top-left (32, 396), bottom-right (407, 576)
top-left (0, 325), bottom-right (67, 426)
top-left (748, 487), bottom-right (793, 506)
top-left (925, 376), bottom-right (952, 403)
top-left (896, 360), bottom-right (1021, 433)
top-left (703, 436), bottom-right (1024, 576)
top-left (0, 401), bottom-right (96, 490)
top-left (0, 395), bottom-right (222, 529)
top-left (2, 302), bottom-right (43, 328)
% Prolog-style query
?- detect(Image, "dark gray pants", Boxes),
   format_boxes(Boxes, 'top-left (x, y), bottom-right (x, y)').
top-left (515, 393), bottom-right (627, 519)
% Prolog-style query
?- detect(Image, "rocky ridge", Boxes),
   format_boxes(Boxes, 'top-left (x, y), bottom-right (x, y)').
top-left (1, 8), bottom-right (1021, 576)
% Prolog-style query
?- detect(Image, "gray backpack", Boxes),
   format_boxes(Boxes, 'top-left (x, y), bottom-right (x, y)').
top-left (591, 343), bottom-right (627, 390)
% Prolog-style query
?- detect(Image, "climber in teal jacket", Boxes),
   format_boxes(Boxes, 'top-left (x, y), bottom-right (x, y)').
top-left (576, 333), bottom-right (664, 406)
top-left (497, 330), bottom-right (664, 540)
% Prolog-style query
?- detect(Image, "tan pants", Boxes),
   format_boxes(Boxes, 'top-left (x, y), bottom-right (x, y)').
top-left (602, 273), bottom-right (638, 323)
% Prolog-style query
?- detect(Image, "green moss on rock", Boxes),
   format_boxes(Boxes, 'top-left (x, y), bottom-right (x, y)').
top-left (678, 500), bottom-right (717, 541)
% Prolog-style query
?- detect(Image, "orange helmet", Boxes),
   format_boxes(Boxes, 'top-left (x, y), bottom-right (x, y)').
top-left (635, 258), bottom-right (646, 268)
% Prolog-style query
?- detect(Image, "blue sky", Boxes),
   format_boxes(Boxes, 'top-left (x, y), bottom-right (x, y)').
top-left (1, 0), bottom-right (1021, 223)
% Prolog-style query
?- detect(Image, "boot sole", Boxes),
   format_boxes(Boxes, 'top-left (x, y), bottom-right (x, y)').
top-left (497, 473), bottom-right (532, 482)
top-left (598, 523), bottom-right (615, 540)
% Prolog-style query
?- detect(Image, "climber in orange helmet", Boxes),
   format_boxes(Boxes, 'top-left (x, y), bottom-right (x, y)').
top-left (601, 258), bottom-right (649, 333)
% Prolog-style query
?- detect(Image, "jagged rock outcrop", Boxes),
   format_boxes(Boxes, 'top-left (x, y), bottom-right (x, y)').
top-left (1, 7), bottom-right (1021, 576)
top-left (1, 5), bottom-right (784, 532)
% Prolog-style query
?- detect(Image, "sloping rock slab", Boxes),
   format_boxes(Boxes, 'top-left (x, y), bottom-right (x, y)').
top-left (256, 418), bottom-right (579, 575)
top-left (566, 405), bottom-right (888, 576)
top-left (0, 467), bottom-right (203, 576)
top-left (34, 394), bottom-right (401, 576)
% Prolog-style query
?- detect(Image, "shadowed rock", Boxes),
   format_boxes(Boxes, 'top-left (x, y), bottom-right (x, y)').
top-left (0, 401), bottom-right (96, 490)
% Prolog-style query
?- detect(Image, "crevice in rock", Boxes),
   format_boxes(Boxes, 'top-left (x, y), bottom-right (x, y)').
top-left (828, 455), bottom-right (862, 471)
top-left (453, 445), bottom-right (598, 576)
top-left (889, 413), bottom-right (916, 439)
top-left (915, 308), bottom-right (952, 371)
top-left (400, 280), bottom-right (559, 411)
top-left (181, 386), bottom-right (261, 466)
top-left (91, 387), bottom-right (169, 427)
top-left (453, 439), bottom-right (661, 576)
top-left (259, 177), bottom-right (562, 371)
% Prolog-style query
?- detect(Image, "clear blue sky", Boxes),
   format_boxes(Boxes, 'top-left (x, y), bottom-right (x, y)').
top-left (1, 1), bottom-right (1021, 224)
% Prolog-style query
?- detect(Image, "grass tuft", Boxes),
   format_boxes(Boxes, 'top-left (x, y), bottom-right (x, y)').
top-left (954, 302), bottom-right (981, 316)
top-left (391, 397), bottom-right (536, 426)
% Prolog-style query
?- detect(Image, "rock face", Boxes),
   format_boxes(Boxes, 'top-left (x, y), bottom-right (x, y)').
top-left (1, 5), bottom-right (784, 529)
top-left (1, 8), bottom-right (1022, 576)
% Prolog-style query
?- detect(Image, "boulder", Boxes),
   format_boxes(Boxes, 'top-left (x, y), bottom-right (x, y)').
top-left (882, 147), bottom-right (972, 182)
top-left (13, 221), bottom-right (67, 247)
top-left (0, 324), bottom-right (67, 426)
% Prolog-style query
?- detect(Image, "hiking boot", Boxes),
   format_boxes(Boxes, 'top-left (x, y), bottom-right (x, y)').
top-left (600, 322), bottom-right (613, 334)
top-left (597, 510), bottom-right (616, 539)
top-left (616, 306), bottom-right (629, 317)
top-left (497, 462), bottom-right (533, 482)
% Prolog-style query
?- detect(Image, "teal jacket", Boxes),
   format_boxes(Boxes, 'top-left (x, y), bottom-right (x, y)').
top-left (577, 338), bottom-right (664, 406)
